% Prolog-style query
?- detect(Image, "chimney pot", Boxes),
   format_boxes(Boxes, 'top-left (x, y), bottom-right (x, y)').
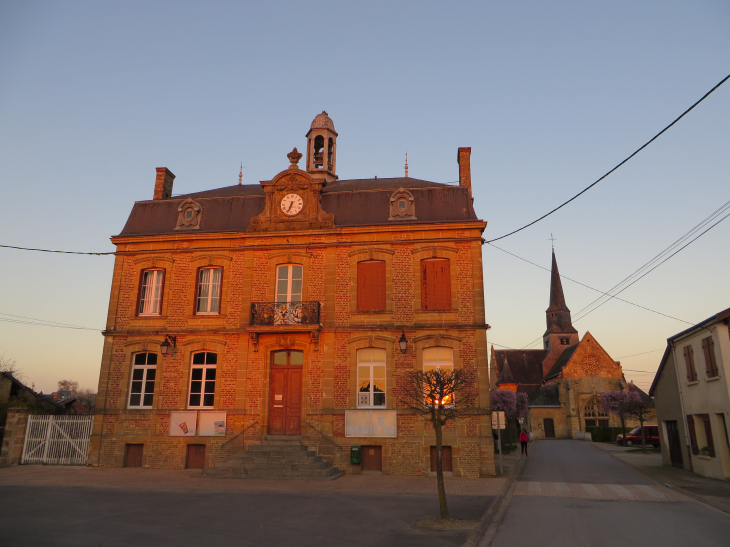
top-left (457, 147), bottom-right (472, 199)
top-left (154, 167), bottom-right (175, 200)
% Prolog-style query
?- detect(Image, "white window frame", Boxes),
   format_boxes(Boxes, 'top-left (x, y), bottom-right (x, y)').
top-left (357, 349), bottom-right (387, 408)
top-left (128, 352), bottom-right (157, 408)
top-left (188, 352), bottom-right (217, 409)
top-left (423, 347), bottom-right (455, 406)
top-left (196, 267), bottom-right (222, 314)
top-left (138, 269), bottom-right (164, 315)
top-left (276, 264), bottom-right (303, 303)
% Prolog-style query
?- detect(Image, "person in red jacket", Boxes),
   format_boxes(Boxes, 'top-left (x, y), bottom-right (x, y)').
top-left (519, 430), bottom-right (529, 456)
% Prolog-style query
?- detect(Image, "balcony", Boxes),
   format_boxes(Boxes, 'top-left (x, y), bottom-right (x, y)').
top-left (250, 301), bottom-right (321, 327)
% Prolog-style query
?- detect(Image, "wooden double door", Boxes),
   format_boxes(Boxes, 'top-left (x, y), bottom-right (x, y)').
top-left (269, 350), bottom-right (303, 435)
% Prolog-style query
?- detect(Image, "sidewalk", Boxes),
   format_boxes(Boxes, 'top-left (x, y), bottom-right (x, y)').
top-left (592, 442), bottom-right (730, 513)
top-left (0, 464), bottom-right (506, 497)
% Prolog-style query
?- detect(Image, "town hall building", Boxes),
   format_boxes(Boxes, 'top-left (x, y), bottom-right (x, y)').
top-left (87, 112), bottom-right (494, 477)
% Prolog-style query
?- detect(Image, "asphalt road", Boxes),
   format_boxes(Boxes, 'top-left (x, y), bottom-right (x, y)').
top-left (491, 440), bottom-right (730, 547)
top-left (0, 484), bottom-right (490, 547)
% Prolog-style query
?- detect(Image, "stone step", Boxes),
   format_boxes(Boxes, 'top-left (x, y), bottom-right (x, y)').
top-left (235, 454), bottom-right (322, 465)
top-left (243, 460), bottom-right (331, 471)
top-left (246, 467), bottom-right (341, 479)
top-left (247, 444), bottom-right (309, 453)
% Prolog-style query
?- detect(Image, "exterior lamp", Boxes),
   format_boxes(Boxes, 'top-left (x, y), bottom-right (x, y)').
top-left (398, 330), bottom-right (408, 354)
top-left (160, 335), bottom-right (177, 356)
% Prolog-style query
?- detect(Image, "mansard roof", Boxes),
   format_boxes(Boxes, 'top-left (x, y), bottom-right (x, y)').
top-left (117, 179), bottom-right (479, 237)
top-left (492, 349), bottom-right (546, 387)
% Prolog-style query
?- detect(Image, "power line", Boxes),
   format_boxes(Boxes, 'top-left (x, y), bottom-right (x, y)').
top-left (486, 243), bottom-right (693, 325)
top-left (616, 349), bottom-right (665, 359)
top-left (485, 72), bottom-right (730, 244)
top-left (0, 244), bottom-right (113, 255)
top-left (0, 313), bottom-right (101, 331)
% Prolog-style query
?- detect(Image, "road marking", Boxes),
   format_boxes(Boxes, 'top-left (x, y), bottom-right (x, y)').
top-left (514, 482), bottom-right (688, 503)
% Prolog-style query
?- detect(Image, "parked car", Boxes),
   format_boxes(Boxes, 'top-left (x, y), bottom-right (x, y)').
top-left (616, 425), bottom-right (659, 447)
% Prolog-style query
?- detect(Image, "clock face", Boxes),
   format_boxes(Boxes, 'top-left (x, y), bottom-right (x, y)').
top-left (280, 193), bottom-right (304, 216)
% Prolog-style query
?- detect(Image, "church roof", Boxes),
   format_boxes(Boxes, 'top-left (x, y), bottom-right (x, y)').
top-left (528, 383), bottom-right (561, 407)
top-left (628, 381), bottom-right (652, 402)
top-left (543, 344), bottom-right (579, 380)
top-left (544, 249), bottom-right (578, 335)
top-left (492, 349), bottom-right (545, 387)
top-left (118, 181), bottom-right (478, 237)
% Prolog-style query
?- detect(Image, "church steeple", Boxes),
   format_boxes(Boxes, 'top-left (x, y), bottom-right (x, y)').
top-left (541, 249), bottom-right (579, 376)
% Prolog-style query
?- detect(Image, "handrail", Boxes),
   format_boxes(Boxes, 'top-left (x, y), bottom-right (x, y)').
top-left (220, 420), bottom-right (259, 450)
top-left (305, 420), bottom-right (333, 442)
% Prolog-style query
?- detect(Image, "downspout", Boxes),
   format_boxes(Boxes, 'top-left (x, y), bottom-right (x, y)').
top-left (670, 342), bottom-right (691, 472)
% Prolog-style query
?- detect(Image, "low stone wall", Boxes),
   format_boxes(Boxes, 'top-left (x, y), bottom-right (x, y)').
top-left (0, 409), bottom-right (28, 466)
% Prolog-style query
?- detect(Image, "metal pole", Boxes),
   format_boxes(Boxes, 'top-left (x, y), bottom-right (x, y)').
top-left (498, 412), bottom-right (503, 475)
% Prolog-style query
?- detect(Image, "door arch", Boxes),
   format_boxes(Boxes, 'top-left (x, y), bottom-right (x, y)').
top-left (268, 350), bottom-right (303, 435)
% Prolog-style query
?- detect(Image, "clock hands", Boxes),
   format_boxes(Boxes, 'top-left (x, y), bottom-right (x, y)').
top-left (287, 201), bottom-right (294, 213)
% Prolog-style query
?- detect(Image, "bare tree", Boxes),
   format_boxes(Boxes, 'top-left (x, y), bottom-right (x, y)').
top-left (399, 367), bottom-right (478, 520)
top-left (0, 354), bottom-right (24, 382)
top-left (57, 379), bottom-right (79, 394)
top-left (75, 388), bottom-right (97, 412)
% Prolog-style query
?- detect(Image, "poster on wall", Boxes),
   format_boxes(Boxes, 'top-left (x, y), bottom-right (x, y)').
top-left (371, 410), bottom-right (397, 437)
top-left (199, 412), bottom-right (227, 437)
top-left (169, 412), bottom-right (197, 437)
top-left (345, 410), bottom-right (397, 438)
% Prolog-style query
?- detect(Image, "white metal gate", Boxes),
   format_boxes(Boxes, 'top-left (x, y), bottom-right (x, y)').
top-left (22, 415), bottom-right (94, 465)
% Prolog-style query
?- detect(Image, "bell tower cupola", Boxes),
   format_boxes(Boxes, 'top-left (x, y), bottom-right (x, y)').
top-left (306, 111), bottom-right (338, 183)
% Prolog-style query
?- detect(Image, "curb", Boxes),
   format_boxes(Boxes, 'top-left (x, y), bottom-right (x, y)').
top-left (588, 442), bottom-right (730, 517)
top-left (462, 445), bottom-right (529, 547)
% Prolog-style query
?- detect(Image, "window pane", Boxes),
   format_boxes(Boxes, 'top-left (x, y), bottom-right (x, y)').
top-left (204, 381), bottom-right (215, 394)
top-left (291, 279), bottom-right (302, 298)
top-left (147, 354), bottom-right (157, 365)
top-left (189, 394), bottom-right (201, 406)
top-left (289, 351), bottom-right (303, 365)
top-left (205, 368), bottom-right (216, 380)
top-left (143, 393), bottom-right (153, 406)
top-left (203, 394), bottom-right (215, 407)
top-left (145, 380), bottom-right (155, 395)
top-left (206, 352), bottom-right (217, 365)
top-left (273, 351), bottom-right (287, 365)
top-left (373, 392), bottom-right (385, 406)
top-left (373, 365), bottom-right (385, 381)
top-left (212, 268), bottom-right (222, 283)
top-left (372, 349), bottom-right (386, 363)
top-left (146, 369), bottom-right (156, 380)
top-left (438, 348), bottom-right (452, 362)
top-left (192, 368), bottom-right (204, 380)
top-left (423, 349), bottom-right (438, 362)
top-left (132, 369), bottom-right (144, 380)
top-left (190, 380), bottom-right (202, 394)
top-left (130, 394), bottom-right (141, 406)
top-left (193, 353), bottom-right (205, 365)
top-left (278, 265), bottom-right (289, 280)
top-left (358, 349), bottom-right (371, 363)
top-left (277, 280), bottom-right (289, 300)
top-left (131, 381), bottom-right (142, 394)
top-left (292, 265), bottom-right (302, 279)
top-left (358, 366), bottom-right (370, 388)
top-left (134, 353), bottom-right (147, 365)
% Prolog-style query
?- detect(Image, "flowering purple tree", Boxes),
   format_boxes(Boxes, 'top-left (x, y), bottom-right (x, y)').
top-left (516, 392), bottom-right (529, 421)
top-left (491, 390), bottom-right (516, 418)
top-left (600, 391), bottom-right (640, 441)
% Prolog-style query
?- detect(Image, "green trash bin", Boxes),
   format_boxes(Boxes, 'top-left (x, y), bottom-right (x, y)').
top-left (350, 446), bottom-right (361, 465)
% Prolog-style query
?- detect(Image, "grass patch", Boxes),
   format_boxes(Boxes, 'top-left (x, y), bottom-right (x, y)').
top-left (626, 447), bottom-right (661, 453)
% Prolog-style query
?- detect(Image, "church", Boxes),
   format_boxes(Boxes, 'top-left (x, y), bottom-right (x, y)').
top-left (87, 112), bottom-right (494, 477)
top-left (490, 250), bottom-right (643, 439)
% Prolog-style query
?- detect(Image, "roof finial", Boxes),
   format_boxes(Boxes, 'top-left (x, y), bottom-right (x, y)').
top-left (549, 233), bottom-right (556, 250)
top-left (405, 151), bottom-right (409, 178)
top-left (238, 163), bottom-right (244, 185)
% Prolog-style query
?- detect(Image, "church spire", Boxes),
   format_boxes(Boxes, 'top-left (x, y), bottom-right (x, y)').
top-left (545, 249), bottom-right (577, 335)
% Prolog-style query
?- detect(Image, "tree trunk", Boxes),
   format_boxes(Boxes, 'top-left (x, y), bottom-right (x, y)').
top-left (434, 416), bottom-right (449, 520)
top-left (620, 416), bottom-right (626, 446)
top-left (640, 416), bottom-right (646, 452)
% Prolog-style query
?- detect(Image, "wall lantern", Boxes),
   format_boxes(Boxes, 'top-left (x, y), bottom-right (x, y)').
top-left (160, 335), bottom-right (177, 356)
top-left (398, 330), bottom-right (408, 354)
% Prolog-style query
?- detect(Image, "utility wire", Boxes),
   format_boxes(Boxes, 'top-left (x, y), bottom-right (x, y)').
top-left (0, 312), bottom-right (101, 331)
top-left (486, 243), bottom-right (693, 325)
top-left (0, 244), bottom-right (113, 255)
top-left (485, 72), bottom-right (730, 244)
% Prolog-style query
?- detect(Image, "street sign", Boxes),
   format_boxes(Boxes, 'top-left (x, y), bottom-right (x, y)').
top-left (491, 411), bottom-right (506, 429)
top-left (518, 417), bottom-right (524, 425)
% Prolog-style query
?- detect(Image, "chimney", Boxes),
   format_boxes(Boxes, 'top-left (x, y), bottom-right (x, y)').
top-left (457, 147), bottom-right (471, 199)
top-left (153, 167), bottom-right (175, 200)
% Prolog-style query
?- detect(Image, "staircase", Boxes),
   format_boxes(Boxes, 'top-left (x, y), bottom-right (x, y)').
top-left (203, 435), bottom-right (343, 480)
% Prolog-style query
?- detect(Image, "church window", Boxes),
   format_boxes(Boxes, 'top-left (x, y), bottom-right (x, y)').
top-left (580, 355), bottom-right (599, 375)
top-left (423, 347), bottom-right (454, 405)
top-left (357, 260), bottom-right (386, 312)
top-left (683, 345), bottom-right (697, 382)
top-left (276, 265), bottom-right (303, 302)
top-left (560, 337), bottom-right (570, 345)
top-left (138, 269), bottom-right (164, 315)
top-left (196, 268), bottom-right (222, 314)
top-left (357, 349), bottom-right (386, 408)
top-left (421, 259), bottom-right (451, 310)
top-left (188, 352), bottom-right (217, 408)
top-left (583, 396), bottom-right (608, 428)
top-left (128, 352), bottom-right (157, 408)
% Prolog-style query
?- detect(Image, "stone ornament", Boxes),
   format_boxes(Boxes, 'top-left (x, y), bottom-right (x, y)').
top-left (389, 188), bottom-right (416, 220)
top-left (580, 354), bottom-right (599, 374)
top-left (175, 198), bottom-right (202, 230)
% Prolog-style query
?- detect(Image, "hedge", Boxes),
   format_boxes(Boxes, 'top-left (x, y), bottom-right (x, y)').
top-left (585, 426), bottom-right (626, 443)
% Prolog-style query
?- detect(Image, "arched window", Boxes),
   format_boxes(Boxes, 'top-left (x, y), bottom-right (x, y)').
top-left (357, 349), bottom-right (386, 408)
top-left (276, 264), bottom-right (303, 302)
top-left (128, 352), bottom-right (157, 408)
top-left (313, 135), bottom-right (324, 169)
top-left (583, 396), bottom-right (608, 427)
top-left (189, 352), bottom-right (217, 408)
top-left (423, 347), bottom-right (454, 405)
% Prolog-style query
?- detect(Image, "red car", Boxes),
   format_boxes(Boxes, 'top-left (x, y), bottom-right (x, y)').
top-left (616, 425), bottom-right (659, 447)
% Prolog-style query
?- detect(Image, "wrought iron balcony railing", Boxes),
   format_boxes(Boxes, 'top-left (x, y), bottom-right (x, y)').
top-left (250, 301), bottom-right (321, 326)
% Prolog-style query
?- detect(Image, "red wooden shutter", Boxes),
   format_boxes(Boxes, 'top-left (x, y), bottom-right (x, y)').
top-left (702, 337), bottom-right (718, 377)
top-left (686, 416), bottom-right (699, 455)
top-left (683, 346), bottom-right (696, 382)
top-left (421, 259), bottom-right (451, 310)
top-left (702, 415), bottom-right (716, 458)
top-left (357, 261), bottom-right (386, 311)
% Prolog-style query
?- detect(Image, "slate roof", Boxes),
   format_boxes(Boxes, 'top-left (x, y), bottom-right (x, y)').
top-left (118, 179), bottom-right (479, 237)
top-left (543, 344), bottom-right (579, 380)
top-left (528, 383), bottom-right (561, 407)
top-left (492, 349), bottom-right (545, 395)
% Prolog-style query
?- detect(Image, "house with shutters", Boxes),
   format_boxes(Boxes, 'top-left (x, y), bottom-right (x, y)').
top-left (490, 250), bottom-right (642, 439)
top-left (87, 112), bottom-right (494, 477)
top-left (650, 307), bottom-right (730, 480)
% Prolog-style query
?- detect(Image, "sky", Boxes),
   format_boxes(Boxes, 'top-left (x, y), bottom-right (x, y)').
top-left (0, 1), bottom-right (728, 394)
